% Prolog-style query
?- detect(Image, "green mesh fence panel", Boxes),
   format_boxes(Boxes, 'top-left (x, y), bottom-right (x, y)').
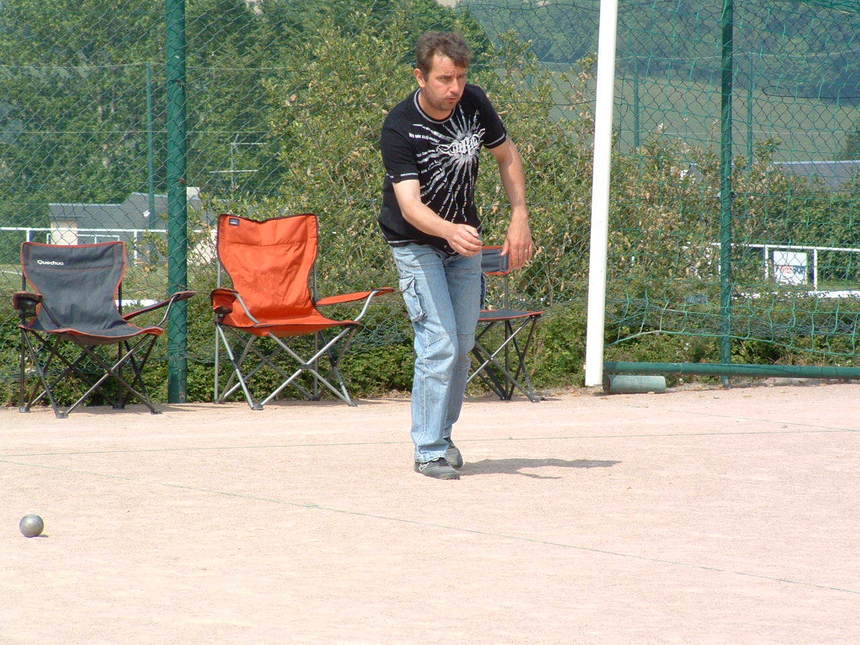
top-left (2, 0), bottom-right (859, 399)
top-left (798, 0), bottom-right (860, 15)
top-left (600, 0), bottom-right (860, 373)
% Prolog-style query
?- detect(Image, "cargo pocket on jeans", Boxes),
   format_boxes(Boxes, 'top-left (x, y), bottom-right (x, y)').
top-left (398, 276), bottom-right (426, 323)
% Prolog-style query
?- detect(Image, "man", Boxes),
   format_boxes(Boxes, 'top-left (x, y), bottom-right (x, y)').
top-left (379, 31), bottom-right (533, 480)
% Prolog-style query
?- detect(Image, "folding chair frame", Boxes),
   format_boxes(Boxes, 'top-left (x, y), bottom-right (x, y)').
top-left (468, 310), bottom-right (542, 402)
top-left (18, 320), bottom-right (161, 418)
top-left (215, 319), bottom-right (362, 410)
top-left (467, 246), bottom-right (543, 402)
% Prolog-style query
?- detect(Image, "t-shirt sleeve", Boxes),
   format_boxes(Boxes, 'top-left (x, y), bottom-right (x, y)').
top-left (473, 85), bottom-right (507, 149)
top-left (380, 124), bottom-right (418, 184)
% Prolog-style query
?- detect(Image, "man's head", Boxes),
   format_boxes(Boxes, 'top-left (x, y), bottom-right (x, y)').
top-left (414, 32), bottom-right (471, 118)
top-left (415, 31), bottom-right (471, 76)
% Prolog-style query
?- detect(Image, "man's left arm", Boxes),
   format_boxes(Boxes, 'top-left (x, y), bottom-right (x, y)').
top-left (489, 139), bottom-right (534, 270)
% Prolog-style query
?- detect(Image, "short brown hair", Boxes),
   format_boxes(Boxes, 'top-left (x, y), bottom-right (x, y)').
top-left (415, 31), bottom-right (472, 75)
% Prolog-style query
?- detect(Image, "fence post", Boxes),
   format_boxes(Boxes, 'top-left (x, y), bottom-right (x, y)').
top-left (146, 61), bottom-right (156, 231)
top-left (633, 57), bottom-right (641, 150)
top-left (166, 0), bottom-right (188, 403)
top-left (746, 55), bottom-right (754, 167)
top-left (719, 0), bottom-right (734, 372)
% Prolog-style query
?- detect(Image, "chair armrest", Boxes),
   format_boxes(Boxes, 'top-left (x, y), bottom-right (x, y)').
top-left (123, 290), bottom-right (196, 324)
top-left (12, 292), bottom-right (42, 318)
top-left (316, 287), bottom-right (395, 307)
top-left (316, 287), bottom-right (394, 322)
top-left (210, 288), bottom-right (261, 324)
top-left (210, 288), bottom-right (239, 316)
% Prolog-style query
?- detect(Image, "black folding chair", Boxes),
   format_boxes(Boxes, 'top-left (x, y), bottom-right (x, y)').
top-left (13, 241), bottom-right (194, 418)
top-left (467, 246), bottom-right (543, 402)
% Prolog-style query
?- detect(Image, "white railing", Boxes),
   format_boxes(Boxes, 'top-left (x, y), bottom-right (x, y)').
top-left (0, 226), bottom-right (169, 264)
top-left (708, 242), bottom-right (860, 291)
top-left (0, 226), bottom-right (214, 266)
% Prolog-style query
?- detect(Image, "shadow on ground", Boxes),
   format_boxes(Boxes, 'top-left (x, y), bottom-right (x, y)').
top-left (461, 458), bottom-right (620, 478)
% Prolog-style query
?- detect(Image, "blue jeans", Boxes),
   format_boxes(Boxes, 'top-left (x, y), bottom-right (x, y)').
top-left (391, 244), bottom-right (482, 462)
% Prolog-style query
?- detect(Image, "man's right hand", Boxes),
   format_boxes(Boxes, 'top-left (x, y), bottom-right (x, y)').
top-left (393, 180), bottom-right (482, 256)
top-left (446, 223), bottom-right (482, 256)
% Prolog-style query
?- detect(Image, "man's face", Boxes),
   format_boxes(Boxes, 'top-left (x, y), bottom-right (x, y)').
top-left (415, 54), bottom-right (467, 116)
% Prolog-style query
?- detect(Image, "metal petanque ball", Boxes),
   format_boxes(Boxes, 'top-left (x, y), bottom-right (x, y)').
top-left (19, 514), bottom-right (44, 538)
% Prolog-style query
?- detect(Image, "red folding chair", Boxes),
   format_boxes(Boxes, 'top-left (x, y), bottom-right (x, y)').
top-left (211, 214), bottom-right (393, 409)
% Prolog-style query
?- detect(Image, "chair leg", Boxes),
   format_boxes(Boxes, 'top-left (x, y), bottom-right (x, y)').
top-left (65, 338), bottom-right (162, 415)
top-left (321, 327), bottom-right (359, 406)
top-left (471, 339), bottom-right (513, 399)
top-left (18, 331), bottom-right (162, 417)
top-left (508, 319), bottom-right (541, 402)
top-left (215, 326), bottom-right (263, 410)
top-left (469, 318), bottom-right (541, 402)
top-left (229, 335), bottom-right (319, 403)
top-left (318, 326), bottom-right (359, 406)
top-left (29, 350), bottom-right (91, 407)
top-left (18, 329), bottom-right (28, 413)
top-left (112, 342), bottom-right (125, 409)
top-left (469, 322), bottom-right (512, 398)
top-left (119, 336), bottom-right (160, 411)
top-left (262, 327), bottom-right (359, 406)
top-left (215, 325), bottom-right (361, 408)
top-left (19, 331), bottom-right (66, 417)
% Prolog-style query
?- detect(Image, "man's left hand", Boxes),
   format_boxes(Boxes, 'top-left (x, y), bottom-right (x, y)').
top-left (501, 215), bottom-right (534, 271)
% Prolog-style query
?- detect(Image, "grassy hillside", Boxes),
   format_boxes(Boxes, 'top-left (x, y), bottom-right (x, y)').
top-left (544, 68), bottom-right (860, 162)
top-left (613, 74), bottom-right (860, 161)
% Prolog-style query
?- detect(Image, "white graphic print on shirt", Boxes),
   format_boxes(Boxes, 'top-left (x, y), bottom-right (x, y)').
top-left (409, 107), bottom-right (486, 222)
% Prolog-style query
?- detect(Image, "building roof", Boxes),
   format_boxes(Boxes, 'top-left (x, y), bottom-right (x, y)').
top-left (48, 191), bottom-right (204, 230)
top-left (773, 160), bottom-right (860, 192)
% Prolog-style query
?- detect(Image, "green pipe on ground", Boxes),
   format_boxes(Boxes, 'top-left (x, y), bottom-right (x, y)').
top-left (604, 361), bottom-right (860, 380)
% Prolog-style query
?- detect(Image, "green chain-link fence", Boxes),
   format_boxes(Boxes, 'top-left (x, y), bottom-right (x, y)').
top-left (2, 0), bottom-right (859, 406)
top-left (598, 0), bottom-right (860, 379)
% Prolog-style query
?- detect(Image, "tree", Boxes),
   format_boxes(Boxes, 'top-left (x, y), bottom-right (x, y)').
top-left (0, 0), bottom-right (291, 234)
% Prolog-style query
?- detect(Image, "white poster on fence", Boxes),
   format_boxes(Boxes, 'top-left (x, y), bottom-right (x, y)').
top-left (773, 250), bottom-right (808, 285)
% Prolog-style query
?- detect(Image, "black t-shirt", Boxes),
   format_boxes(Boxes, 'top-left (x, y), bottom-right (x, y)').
top-left (378, 84), bottom-right (507, 254)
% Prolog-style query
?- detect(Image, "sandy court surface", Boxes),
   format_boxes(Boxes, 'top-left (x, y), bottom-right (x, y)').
top-left (2, 383), bottom-right (859, 644)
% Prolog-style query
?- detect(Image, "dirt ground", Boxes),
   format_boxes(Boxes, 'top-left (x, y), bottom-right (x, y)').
top-left (2, 382), bottom-right (859, 644)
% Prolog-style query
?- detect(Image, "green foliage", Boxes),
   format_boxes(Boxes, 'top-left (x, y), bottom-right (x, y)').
top-left (531, 304), bottom-right (587, 387)
top-left (0, 309), bottom-right (20, 405)
top-left (3, 0), bottom-right (860, 409)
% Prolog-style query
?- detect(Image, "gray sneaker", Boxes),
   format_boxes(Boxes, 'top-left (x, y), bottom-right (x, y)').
top-left (414, 457), bottom-right (460, 480)
top-left (445, 444), bottom-right (464, 470)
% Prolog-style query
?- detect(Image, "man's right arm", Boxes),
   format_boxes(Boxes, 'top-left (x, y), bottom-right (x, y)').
top-left (392, 179), bottom-right (483, 256)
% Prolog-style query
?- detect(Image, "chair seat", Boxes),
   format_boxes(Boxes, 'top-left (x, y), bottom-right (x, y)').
top-left (220, 312), bottom-right (358, 337)
top-left (478, 308), bottom-right (544, 322)
top-left (21, 321), bottom-right (163, 345)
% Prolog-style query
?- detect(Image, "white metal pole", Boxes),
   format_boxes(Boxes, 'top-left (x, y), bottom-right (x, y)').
top-left (584, 0), bottom-right (619, 387)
